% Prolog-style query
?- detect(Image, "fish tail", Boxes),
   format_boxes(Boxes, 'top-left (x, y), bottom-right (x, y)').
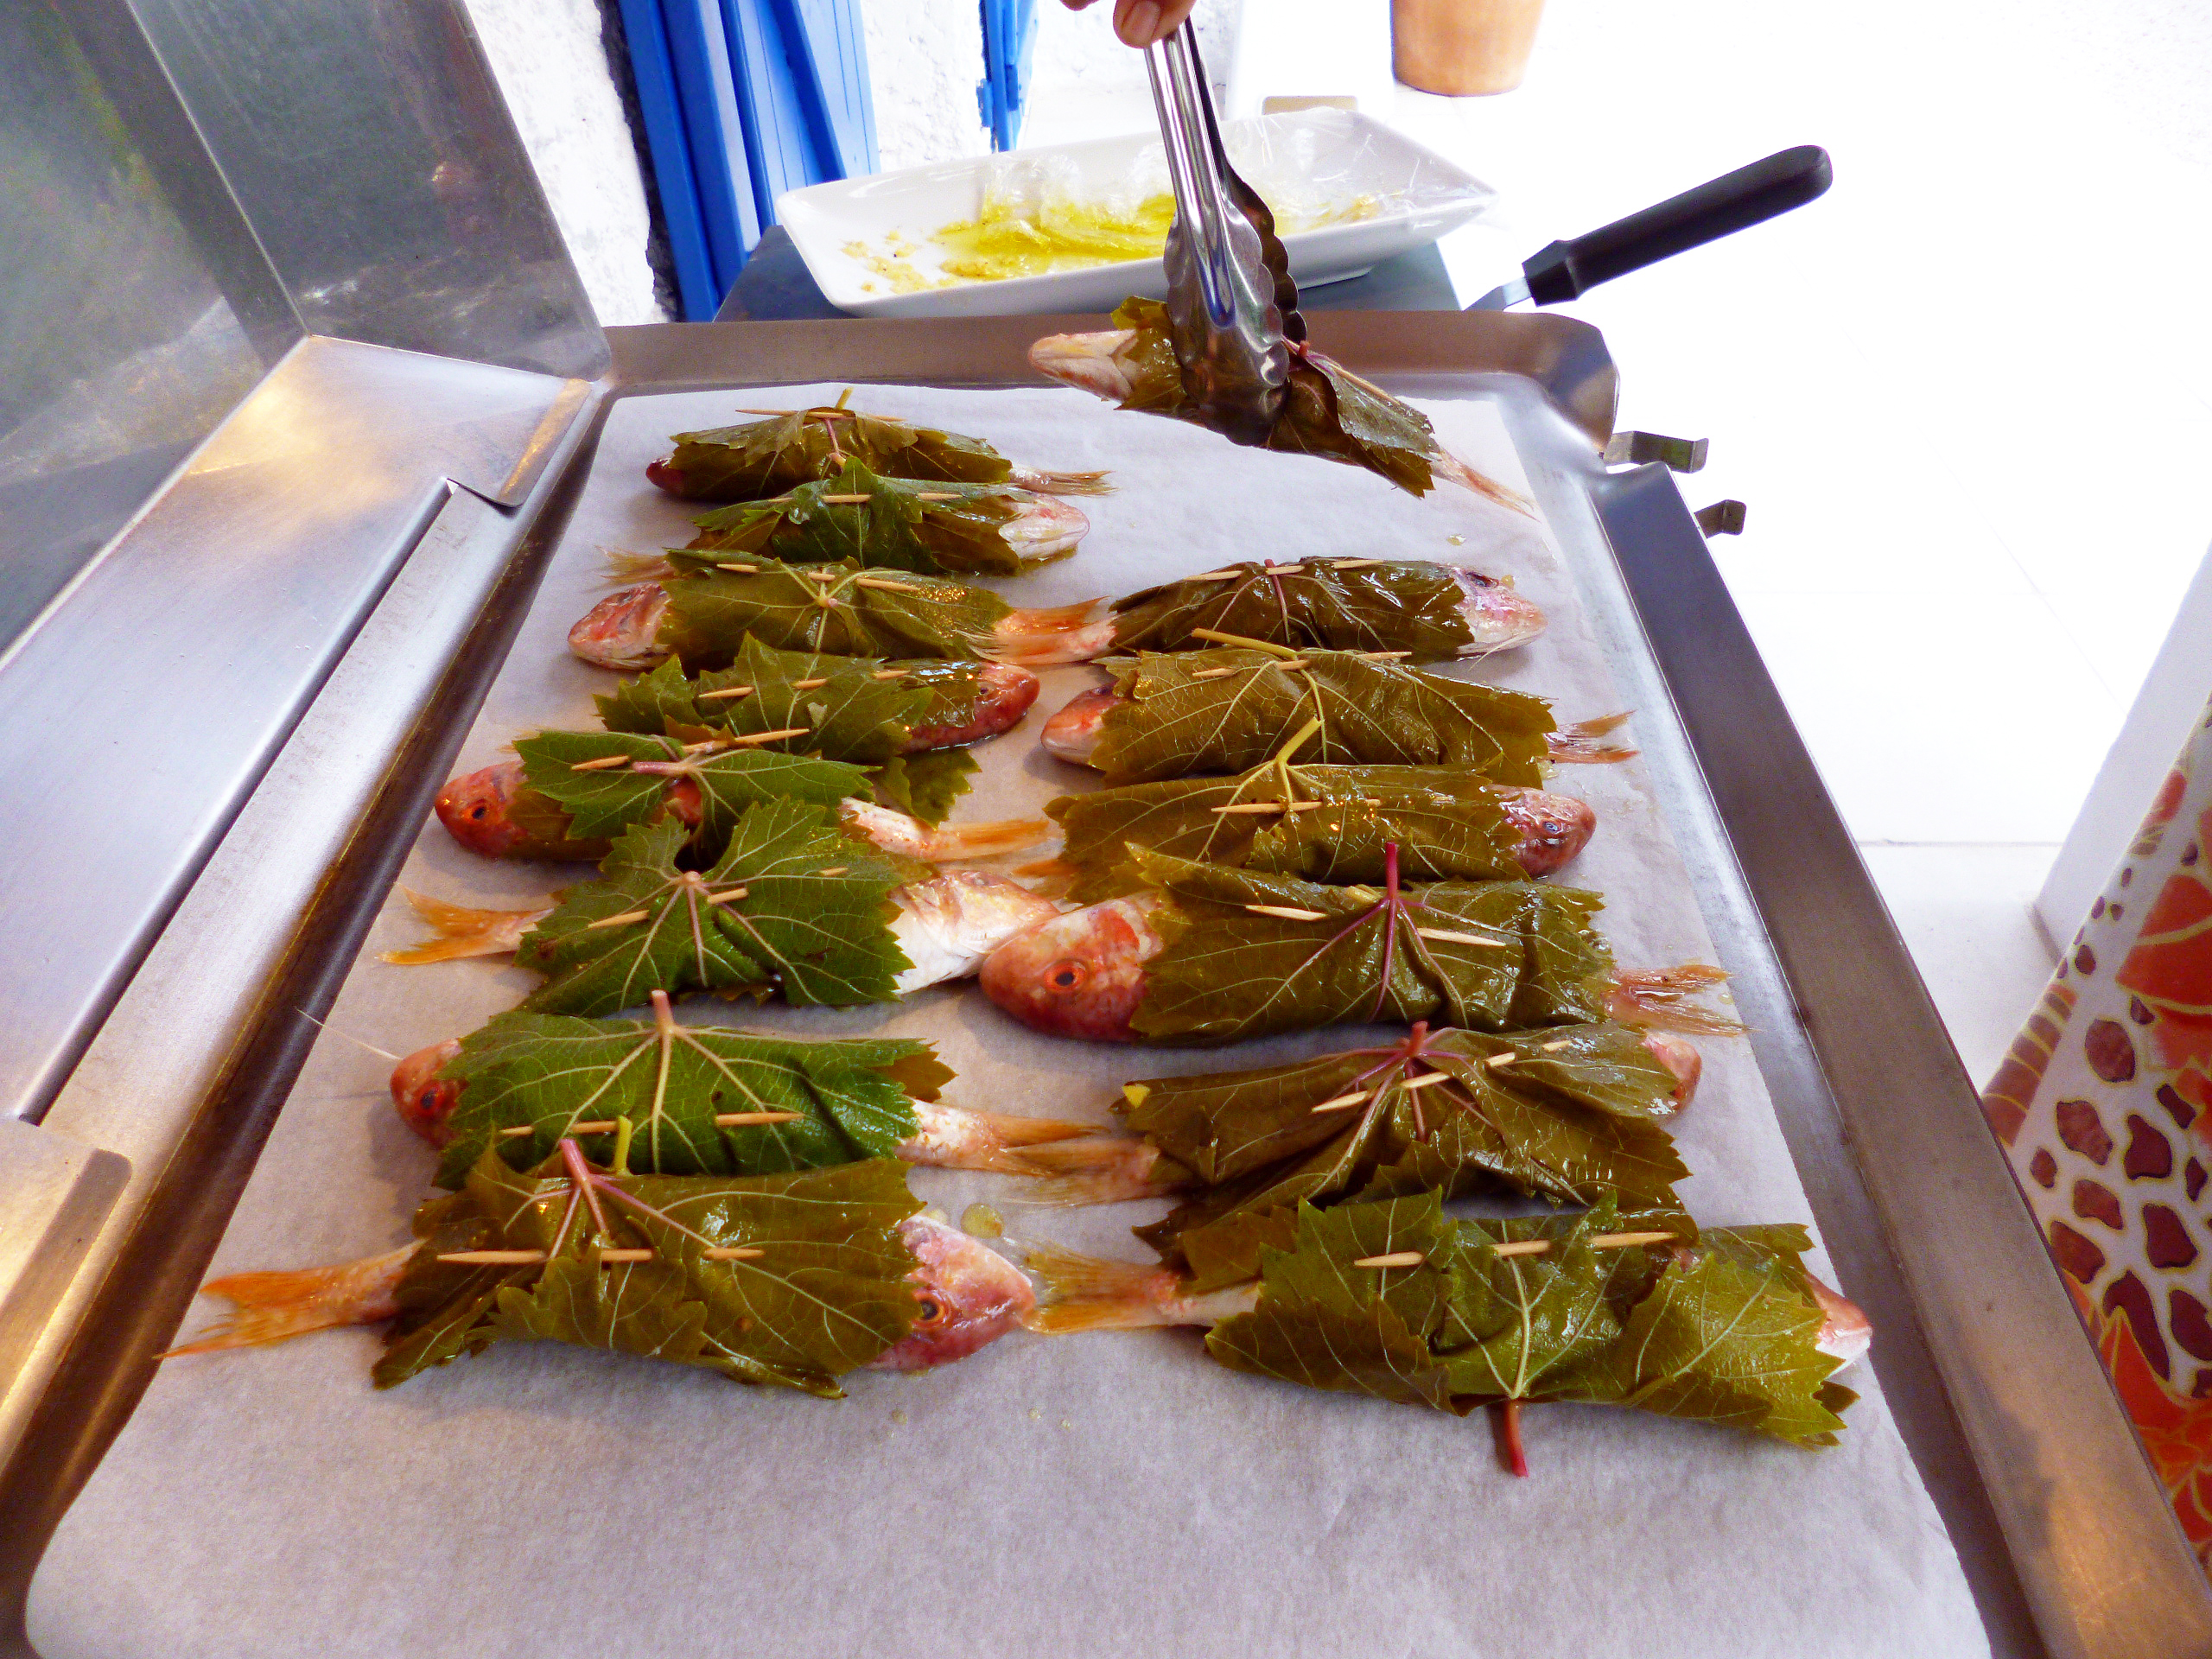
top-left (1609, 963), bottom-right (1746, 1035)
top-left (164, 1245), bottom-right (416, 1356)
top-left (990, 598), bottom-right (1116, 666)
top-left (901, 1102), bottom-right (1097, 1173)
top-left (1433, 448), bottom-right (1535, 517)
top-left (923, 817), bottom-right (1054, 860)
top-left (1014, 1137), bottom-right (1184, 1205)
top-left (605, 547), bottom-right (677, 583)
top-left (378, 889), bottom-right (551, 964)
top-left (1548, 713), bottom-right (1640, 764)
top-left (1020, 1243), bottom-right (1188, 1332)
top-left (1014, 467), bottom-right (1116, 498)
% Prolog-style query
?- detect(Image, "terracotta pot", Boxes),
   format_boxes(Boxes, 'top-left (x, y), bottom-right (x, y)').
top-left (1391, 0), bottom-right (1547, 96)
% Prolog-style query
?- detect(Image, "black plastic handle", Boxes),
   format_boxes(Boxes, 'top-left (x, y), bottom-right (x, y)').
top-left (1522, 145), bottom-right (1832, 304)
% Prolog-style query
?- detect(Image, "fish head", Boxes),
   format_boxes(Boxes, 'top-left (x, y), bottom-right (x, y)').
top-left (1027, 330), bottom-right (1141, 403)
top-left (435, 761), bottom-right (531, 859)
top-left (569, 583), bottom-right (671, 671)
top-left (1004, 493), bottom-right (1090, 559)
top-left (1039, 685), bottom-right (1120, 764)
top-left (891, 872), bottom-right (1064, 992)
top-left (1492, 786), bottom-right (1596, 877)
top-left (391, 1039), bottom-right (465, 1146)
top-left (644, 455), bottom-right (690, 496)
top-left (873, 1217), bottom-right (1035, 1371)
top-left (1640, 1033), bottom-right (1702, 1106)
top-left (1451, 570), bottom-right (1548, 652)
top-left (978, 895), bottom-right (1160, 1042)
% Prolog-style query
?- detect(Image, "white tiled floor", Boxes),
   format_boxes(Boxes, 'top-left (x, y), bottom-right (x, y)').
top-left (1020, 0), bottom-right (2212, 1081)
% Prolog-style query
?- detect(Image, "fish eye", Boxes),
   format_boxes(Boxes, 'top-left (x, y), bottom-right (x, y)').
top-left (1045, 958), bottom-right (1089, 994)
top-left (913, 1295), bottom-right (945, 1326)
top-left (469, 804), bottom-right (488, 820)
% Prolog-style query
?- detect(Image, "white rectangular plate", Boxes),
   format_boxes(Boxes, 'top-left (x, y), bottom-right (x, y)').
top-left (776, 109), bottom-right (1493, 318)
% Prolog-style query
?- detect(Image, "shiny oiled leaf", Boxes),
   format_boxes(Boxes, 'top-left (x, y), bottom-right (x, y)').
top-left (1128, 851), bottom-right (1611, 1045)
top-left (518, 812), bottom-right (907, 1016)
top-left (678, 460), bottom-right (1058, 578)
top-left (1049, 763), bottom-right (1527, 901)
top-left (1207, 1194), bottom-right (1853, 1445)
top-left (1090, 650), bottom-right (1552, 785)
top-left (431, 1007), bottom-right (950, 1186)
top-left (517, 728), bottom-right (866, 850)
top-left (658, 560), bottom-right (1011, 667)
top-left (664, 408), bottom-right (1020, 501)
top-left (1128, 1024), bottom-right (1688, 1290)
top-left (377, 1147), bottom-right (920, 1395)
top-left (599, 641), bottom-right (929, 762)
top-left (1110, 557), bottom-right (1477, 657)
top-left (869, 748), bottom-right (978, 825)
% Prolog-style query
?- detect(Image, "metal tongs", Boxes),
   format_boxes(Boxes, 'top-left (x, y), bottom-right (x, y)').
top-left (1143, 24), bottom-right (1300, 445)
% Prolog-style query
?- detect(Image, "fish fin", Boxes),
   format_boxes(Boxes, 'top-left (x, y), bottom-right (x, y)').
top-left (1433, 449), bottom-right (1535, 516)
top-left (967, 1109), bottom-right (1099, 1147)
top-left (901, 1104), bottom-right (1096, 1173)
top-left (1014, 1137), bottom-right (1185, 1205)
top-left (379, 889), bottom-right (552, 964)
top-left (989, 599), bottom-right (1116, 667)
top-left (1548, 713), bottom-right (1639, 765)
top-left (925, 817), bottom-right (1054, 860)
top-left (1020, 468), bottom-right (1116, 498)
top-left (1020, 1242), bottom-right (1184, 1332)
top-left (164, 1245), bottom-right (416, 1356)
top-left (1609, 963), bottom-right (1747, 1035)
top-left (605, 547), bottom-right (677, 583)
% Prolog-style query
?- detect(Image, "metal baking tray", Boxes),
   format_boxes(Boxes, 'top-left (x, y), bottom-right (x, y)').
top-left (6, 314), bottom-right (2207, 1659)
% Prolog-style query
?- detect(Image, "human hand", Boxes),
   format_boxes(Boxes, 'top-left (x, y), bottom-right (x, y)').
top-left (1058, 0), bottom-right (1198, 49)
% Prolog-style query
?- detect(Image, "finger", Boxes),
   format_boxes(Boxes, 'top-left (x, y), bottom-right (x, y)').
top-left (1058, 0), bottom-right (1100, 9)
top-left (1111, 0), bottom-right (1162, 46)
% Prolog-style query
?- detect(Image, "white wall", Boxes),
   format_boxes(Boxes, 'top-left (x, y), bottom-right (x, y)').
top-left (861, 0), bottom-right (992, 168)
top-left (463, 0), bottom-right (669, 326)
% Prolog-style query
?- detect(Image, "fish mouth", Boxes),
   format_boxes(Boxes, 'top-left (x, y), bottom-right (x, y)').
top-left (1039, 686), bottom-right (1118, 763)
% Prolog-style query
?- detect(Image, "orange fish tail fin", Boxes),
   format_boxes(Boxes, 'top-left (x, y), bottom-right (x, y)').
top-left (1609, 963), bottom-right (1746, 1035)
top-left (990, 598), bottom-right (1115, 667)
top-left (605, 548), bottom-right (678, 584)
top-left (1020, 1242), bottom-right (1184, 1333)
top-left (165, 1245), bottom-right (416, 1357)
top-left (379, 889), bottom-right (551, 964)
top-left (1014, 1137), bottom-right (1183, 1205)
top-left (1434, 449), bottom-right (1535, 517)
top-left (902, 1103), bottom-right (1096, 1173)
top-left (926, 817), bottom-right (1054, 860)
top-left (1548, 712), bottom-right (1639, 765)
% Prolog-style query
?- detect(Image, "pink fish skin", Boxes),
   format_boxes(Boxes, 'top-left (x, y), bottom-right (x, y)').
top-left (978, 893), bottom-right (1165, 1042)
top-left (1488, 786), bottom-right (1595, 876)
top-left (1452, 570), bottom-right (1547, 652)
top-left (391, 1039), bottom-right (464, 1145)
top-left (570, 582), bottom-right (673, 671)
top-left (1039, 685), bottom-right (1118, 763)
top-left (899, 662), bottom-right (1039, 749)
top-left (871, 1217), bottom-right (1036, 1371)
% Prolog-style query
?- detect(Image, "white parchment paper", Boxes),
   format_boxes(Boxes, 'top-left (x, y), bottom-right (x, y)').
top-left (30, 385), bottom-right (1987, 1658)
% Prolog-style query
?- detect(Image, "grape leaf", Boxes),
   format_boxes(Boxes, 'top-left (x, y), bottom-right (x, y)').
top-left (1050, 763), bottom-right (1527, 902)
top-left (1110, 557), bottom-right (1478, 657)
top-left (676, 460), bottom-right (1060, 579)
top-left (1103, 297), bottom-right (1484, 500)
top-left (598, 641), bottom-right (931, 763)
top-left (1207, 1193), bottom-right (1853, 1446)
top-left (1128, 849), bottom-right (1612, 1046)
top-left (1126, 1023), bottom-right (1688, 1290)
top-left (657, 560), bottom-right (1012, 667)
top-left (377, 1147), bottom-right (920, 1395)
top-left (515, 728), bottom-right (867, 856)
top-left (870, 748), bottom-right (978, 823)
top-left (662, 407), bottom-right (1020, 501)
top-left (518, 811), bottom-right (908, 1016)
top-left (1090, 649), bottom-right (1553, 786)
top-left (431, 1006), bottom-right (950, 1187)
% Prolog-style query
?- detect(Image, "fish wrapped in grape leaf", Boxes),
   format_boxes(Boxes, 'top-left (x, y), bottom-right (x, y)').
top-left (1044, 763), bottom-right (1554, 902)
top-left (1103, 1022), bottom-right (1691, 1291)
top-left (1030, 297), bottom-right (1529, 508)
top-left (376, 1147), bottom-right (923, 1394)
top-left (425, 1005), bottom-right (952, 1188)
top-left (658, 562), bottom-right (1018, 667)
top-left (1108, 557), bottom-right (1542, 658)
top-left (518, 810), bottom-right (909, 1017)
top-left (1131, 851), bottom-right (1611, 1044)
top-left (678, 460), bottom-right (1084, 578)
top-left (1070, 648), bottom-right (1555, 786)
top-left (647, 402), bottom-right (1109, 502)
top-left (1205, 1193), bottom-right (1857, 1448)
